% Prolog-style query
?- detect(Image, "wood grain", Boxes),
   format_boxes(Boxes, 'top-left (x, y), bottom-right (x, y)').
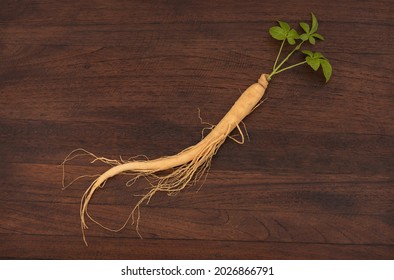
top-left (0, 0), bottom-right (393, 259)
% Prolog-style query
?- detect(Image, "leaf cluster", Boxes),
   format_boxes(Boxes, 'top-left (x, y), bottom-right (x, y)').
top-left (302, 50), bottom-right (332, 82)
top-left (268, 13), bottom-right (332, 82)
top-left (269, 21), bottom-right (299, 45)
top-left (298, 13), bottom-right (324, 44)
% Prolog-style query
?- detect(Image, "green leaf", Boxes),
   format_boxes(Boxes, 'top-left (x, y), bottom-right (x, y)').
top-left (300, 22), bottom-right (310, 33)
top-left (287, 29), bottom-right (299, 45)
top-left (313, 52), bottom-right (325, 59)
top-left (310, 13), bottom-right (318, 33)
top-left (269, 26), bottom-right (287, 40)
top-left (299, 33), bottom-right (309, 41)
top-left (320, 59), bottom-right (332, 82)
top-left (312, 33), bottom-right (324, 40)
top-left (278, 21), bottom-right (290, 32)
top-left (302, 50), bottom-right (313, 57)
top-left (306, 56), bottom-right (320, 71)
top-left (288, 29), bottom-right (299, 38)
top-left (309, 36), bottom-right (316, 45)
top-left (287, 37), bottom-right (295, 45)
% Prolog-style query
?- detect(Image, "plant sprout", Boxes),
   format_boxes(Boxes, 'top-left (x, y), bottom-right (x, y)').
top-left (268, 13), bottom-right (332, 82)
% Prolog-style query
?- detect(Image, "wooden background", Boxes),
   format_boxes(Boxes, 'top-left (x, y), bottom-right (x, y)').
top-left (0, 0), bottom-right (393, 259)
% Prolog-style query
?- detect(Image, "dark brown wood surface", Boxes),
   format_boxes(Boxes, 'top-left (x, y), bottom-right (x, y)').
top-left (0, 0), bottom-right (393, 259)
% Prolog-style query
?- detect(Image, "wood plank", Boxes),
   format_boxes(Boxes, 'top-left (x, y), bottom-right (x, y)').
top-left (0, 0), bottom-right (392, 25)
top-left (1, 234), bottom-right (393, 260)
top-left (1, 199), bottom-right (393, 245)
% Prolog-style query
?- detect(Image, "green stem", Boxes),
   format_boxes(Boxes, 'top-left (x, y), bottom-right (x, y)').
top-left (272, 40), bottom-right (285, 71)
top-left (274, 40), bottom-right (304, 71)
top-left (268, 40), bottom-right (306, 80)
top-left (270, 61), bottom-right (307, 78)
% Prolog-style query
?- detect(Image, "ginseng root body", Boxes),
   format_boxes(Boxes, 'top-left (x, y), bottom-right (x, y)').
top-left (63, 74), bottom-right (269, 244)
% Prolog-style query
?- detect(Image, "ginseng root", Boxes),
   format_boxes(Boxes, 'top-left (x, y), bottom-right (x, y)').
top-left (62, 74), bottom-right (268, 245)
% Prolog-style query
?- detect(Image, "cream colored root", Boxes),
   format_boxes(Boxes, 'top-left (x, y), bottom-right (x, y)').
top-left (79, 130), bottom-right (228, 244)
top-left (64, 74), bottom-right (269, 245)
top-left (198, 108), bottom-right (217, 139)
top-left (60, 148), bottom-right (120, 190)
